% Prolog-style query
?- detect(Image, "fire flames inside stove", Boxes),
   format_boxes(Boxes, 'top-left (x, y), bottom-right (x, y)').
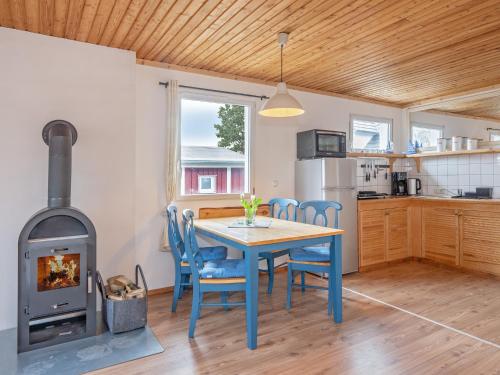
top-left (37, 254), bottom-right (80, 291)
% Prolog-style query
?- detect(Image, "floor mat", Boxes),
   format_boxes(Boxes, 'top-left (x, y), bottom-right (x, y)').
top-left (0, 325), bottom-right (164, 375)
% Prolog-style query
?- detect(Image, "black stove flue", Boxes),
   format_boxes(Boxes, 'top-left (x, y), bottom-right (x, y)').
top-left (18, 120), bottom-right (96, 352)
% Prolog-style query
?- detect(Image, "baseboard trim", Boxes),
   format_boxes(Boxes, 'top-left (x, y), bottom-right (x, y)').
top-left (413, 257), bottom-right (500, 279)
top-left (148, 286), bottom-right (173, 296)
top-left (359, 257), bottom-right (414, 272)
top-left (359, 257), bottom-right (500, 279)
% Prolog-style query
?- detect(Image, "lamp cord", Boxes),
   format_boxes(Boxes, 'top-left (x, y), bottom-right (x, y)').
top-left (280, 44), bottom-right (283, 82)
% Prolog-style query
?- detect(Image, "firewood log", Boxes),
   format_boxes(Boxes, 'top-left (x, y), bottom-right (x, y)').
top-left (107, 275), bottom-right (133, 293)
top-left (105, 275), bottom-right (145, 299)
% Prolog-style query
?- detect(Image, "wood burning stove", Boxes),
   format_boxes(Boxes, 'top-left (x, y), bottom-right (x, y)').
top-left (18, 120), bottom-right (96, 352)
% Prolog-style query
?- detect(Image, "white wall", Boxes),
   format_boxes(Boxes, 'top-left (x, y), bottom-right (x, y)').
top-left (297, 95), bottom-right (404, 151)
top-left (410, 111), bottom-right (497, 141)
top-left (135, 65), bottom-right (299, 290)
top-left (0, 28), bottom-right (136, 330)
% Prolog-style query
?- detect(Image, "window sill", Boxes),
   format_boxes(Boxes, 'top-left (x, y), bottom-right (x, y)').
top-left (175, 193), bottom-right (243, 202)
top-left (350, 149), bottom-right (389, 153)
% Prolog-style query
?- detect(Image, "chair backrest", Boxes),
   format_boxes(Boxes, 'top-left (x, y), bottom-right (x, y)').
top-left (268, 198), bottom-right (299, 221)
top-left (299, 200), bottom-right (343, 228)
top-left (166, 205), bottom-right (184, 264)
top-left (182, 209), bottom-right (204, 282)
top-left (199, 204), bottom-right (270, 219)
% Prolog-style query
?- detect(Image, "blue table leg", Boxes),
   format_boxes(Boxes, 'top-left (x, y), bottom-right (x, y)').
top-left (245, 249), bottom-right (259, 349)
top-left (331, 235), bottom-right (343, 323)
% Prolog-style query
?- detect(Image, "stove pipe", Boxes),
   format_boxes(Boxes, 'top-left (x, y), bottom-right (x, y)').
top-left (42, 120), bottom-right (78, 208)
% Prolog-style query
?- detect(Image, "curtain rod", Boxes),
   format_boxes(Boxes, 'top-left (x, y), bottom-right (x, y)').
top-left (487, 127), bottom-right (500, 131)
top-left (159, 81), bottom-right (269, 100)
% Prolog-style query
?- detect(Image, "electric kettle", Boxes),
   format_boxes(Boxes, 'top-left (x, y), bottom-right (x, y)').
top-left (407, 178), bottom-right (422, 195)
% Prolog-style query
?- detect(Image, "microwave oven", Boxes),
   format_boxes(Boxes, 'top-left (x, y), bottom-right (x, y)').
top-left (297, 129), bottom-right (347, 159)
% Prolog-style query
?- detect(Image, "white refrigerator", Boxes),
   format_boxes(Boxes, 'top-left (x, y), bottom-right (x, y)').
top-left (295, 158), bottom-right (358, 274)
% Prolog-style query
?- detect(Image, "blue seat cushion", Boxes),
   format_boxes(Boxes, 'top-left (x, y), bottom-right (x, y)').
top-left (290, 246), bottom-right (330, 262)
top-left (200, 259), bottom-right (245, 279)
top-left (182, 245), bottom-right (227, 262)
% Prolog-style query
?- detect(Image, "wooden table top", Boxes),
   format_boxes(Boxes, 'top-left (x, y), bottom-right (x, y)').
top-left (194, 216), bottom-right (344, 246)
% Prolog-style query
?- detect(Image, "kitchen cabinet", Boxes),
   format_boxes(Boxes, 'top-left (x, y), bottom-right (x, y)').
top-left (461, 210), bottom-right (500, 274)
top-left (408, 205), bottom-right (422, 257)
top-left (358, 197), bottom-right (500, 276)
top-left (358, 202), bottom-right (409, 267)
top-left (386, 208), bottom-right (409, 261)
top-left (421, 207), bottom-right (459, 266)
top-left (358, 209), bottom-right (386, 266)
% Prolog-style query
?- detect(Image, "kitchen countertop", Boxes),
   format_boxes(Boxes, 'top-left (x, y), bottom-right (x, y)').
top-left (374, 195), bottom-right (500, 204)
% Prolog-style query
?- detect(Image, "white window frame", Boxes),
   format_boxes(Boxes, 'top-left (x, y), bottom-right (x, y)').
top-left (410, 122), bottom-right (444, 151)
top-left (349, 114), bottom-right (393, 152)
top-left (198, 175), bottom-right (217, 194)
top-left (489, 129), bottom-right (500, 142)
top-left (177, 89), bottom-right (256, 201)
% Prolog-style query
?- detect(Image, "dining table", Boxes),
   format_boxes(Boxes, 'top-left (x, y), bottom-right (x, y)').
top-left (193, 215), bottom-right (344, 350)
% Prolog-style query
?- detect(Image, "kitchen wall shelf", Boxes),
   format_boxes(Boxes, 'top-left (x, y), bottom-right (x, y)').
top-left (405, 148), bottom-right (500, 158)
top-left (348, 149), bottom-right (500, 174)
top-left (347, 152), bottom-right (406, 172)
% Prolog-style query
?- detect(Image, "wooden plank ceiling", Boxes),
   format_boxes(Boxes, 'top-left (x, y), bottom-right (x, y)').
top-left (430, 96), bottom-right (500, 122)
top-left (1, 0), bottom-right (500, 117)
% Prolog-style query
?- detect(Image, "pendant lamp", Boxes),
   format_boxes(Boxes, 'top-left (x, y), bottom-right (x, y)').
top-left (259, 33), bottom-right (305, 117)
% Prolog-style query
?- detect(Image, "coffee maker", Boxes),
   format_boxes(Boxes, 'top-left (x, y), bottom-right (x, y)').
top-left (391, 172), bottom-right (408, 196)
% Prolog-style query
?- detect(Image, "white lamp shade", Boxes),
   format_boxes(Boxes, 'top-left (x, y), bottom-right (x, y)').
top-left (259, 82), bottom-right (305, 117)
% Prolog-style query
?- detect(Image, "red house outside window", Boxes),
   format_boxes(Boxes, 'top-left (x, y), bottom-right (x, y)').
top-left (179, 97), bottom-right (251, 197)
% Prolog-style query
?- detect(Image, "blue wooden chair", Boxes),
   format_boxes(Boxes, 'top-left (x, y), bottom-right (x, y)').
top-left (182, 209), bottom-right (246, 338)
top-left (166, 204), bottom-right (228, 312)
top-left (260, 198), bottom-right (299, 294)
top-left (286, 200), bottom-right (342, 316)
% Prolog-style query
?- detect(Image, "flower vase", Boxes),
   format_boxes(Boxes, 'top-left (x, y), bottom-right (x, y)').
top-left (245, 208), bottom-right (256, 226)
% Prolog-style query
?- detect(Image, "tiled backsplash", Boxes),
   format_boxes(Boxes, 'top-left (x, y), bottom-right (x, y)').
top-left (356, 158), bottom-right (392, 194)
top-left (355, 154), bottom-right (500, 198)
top-left (408, 153), bottom-right (500, 198)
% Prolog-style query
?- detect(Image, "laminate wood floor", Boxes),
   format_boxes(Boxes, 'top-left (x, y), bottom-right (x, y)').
top-left (93, 263), bottom-right (500, 375)
top-left (344, 261), bottom-right (500, 345)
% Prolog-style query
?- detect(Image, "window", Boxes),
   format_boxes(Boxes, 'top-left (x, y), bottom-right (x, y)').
top-left (198, 176), bottom-right (216, 194)
top-left (350, 115), bottom-right (392, 152)
top-left (489, 130), bottom-right (500, 142)
top-left (411, 122), bottom-right (444, 151)
top-left (179, 92), bottom-right (253, 197)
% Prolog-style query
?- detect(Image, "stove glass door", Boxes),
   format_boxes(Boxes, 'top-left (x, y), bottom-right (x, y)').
top-left (27, 241), bottom-right (87, 318)
top-left (37, 253), bottom-right (81, 292)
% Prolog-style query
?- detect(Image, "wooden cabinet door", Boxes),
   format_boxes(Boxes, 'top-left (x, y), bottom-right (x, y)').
top-left (461, 210), bottom-right (500, 276)
top-left (422, 207), bottom-right (459, 266)
top-left (359, 209), bottom-right (386, 266)
top-left (408, 205), bottom-right (422, 257)
top-left (386, 208), bottom-right (409, 261)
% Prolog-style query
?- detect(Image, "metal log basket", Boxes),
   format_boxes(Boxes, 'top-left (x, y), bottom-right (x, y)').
top-left (96, 264), bottom-right (148, 334)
